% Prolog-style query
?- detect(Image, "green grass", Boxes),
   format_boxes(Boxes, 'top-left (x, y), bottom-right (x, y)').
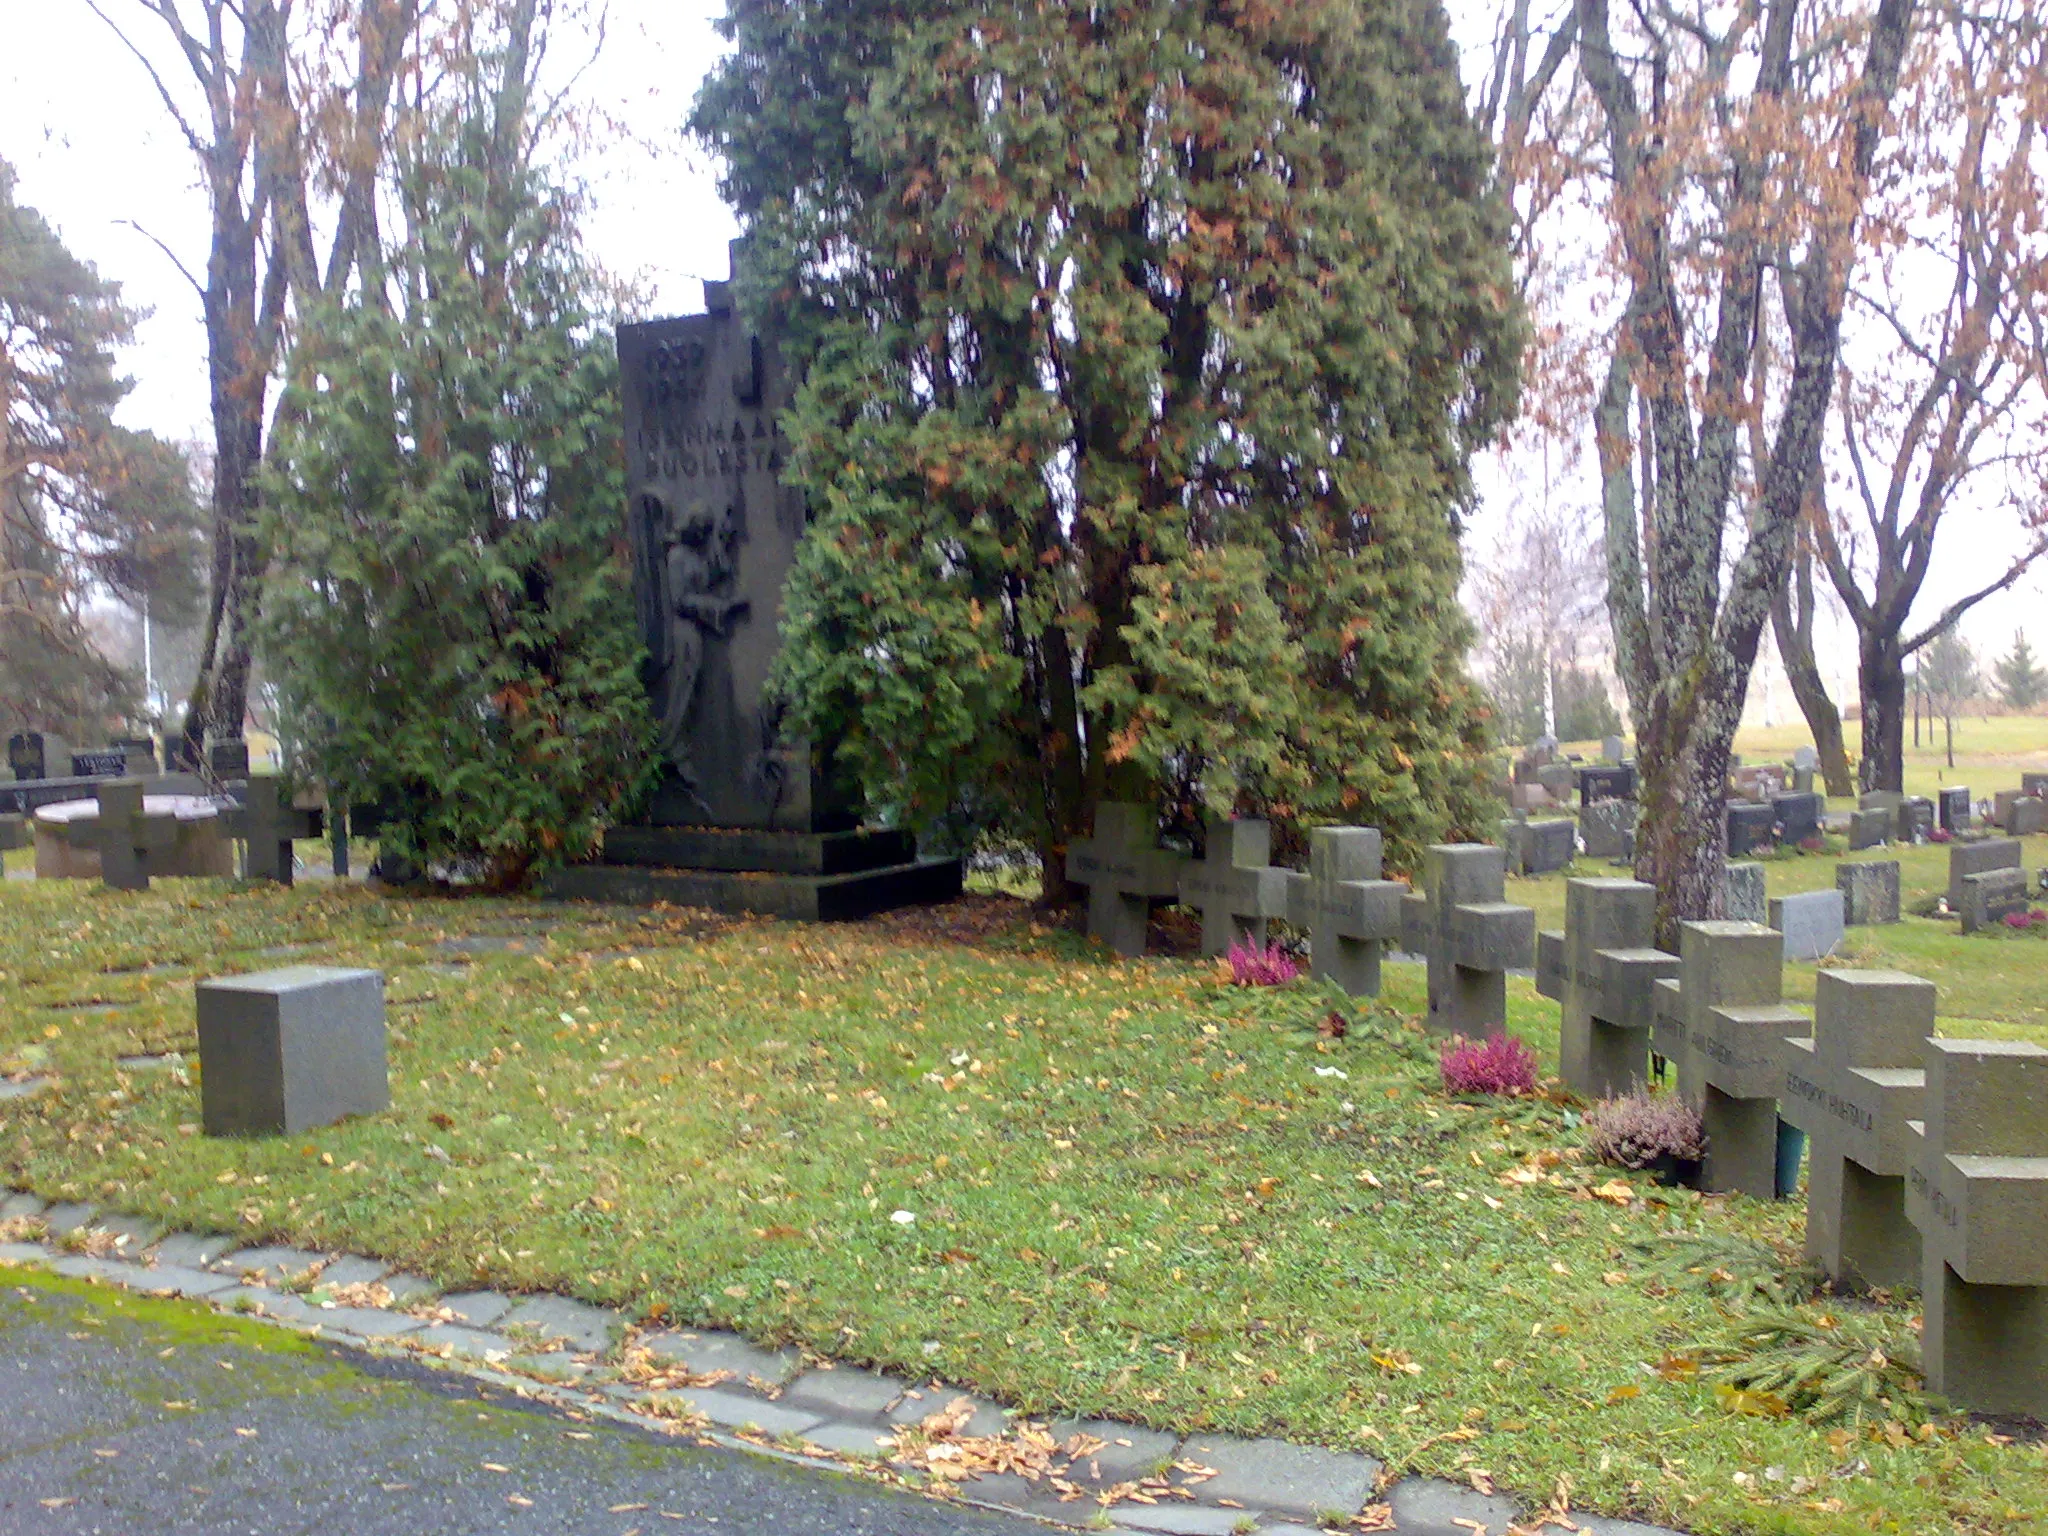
top-left (1, 878), bottom-right (2043, 1535)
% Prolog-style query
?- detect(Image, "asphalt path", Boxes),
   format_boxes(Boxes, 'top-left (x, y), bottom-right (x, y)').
top-left (0, 1272), bottom-right (1048, 1536)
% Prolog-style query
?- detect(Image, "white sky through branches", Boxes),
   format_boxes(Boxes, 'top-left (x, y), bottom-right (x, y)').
top-left (4, 0), bottom-right (2040, 718)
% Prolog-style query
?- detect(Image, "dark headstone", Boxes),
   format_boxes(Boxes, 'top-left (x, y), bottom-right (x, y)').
top-left (2023, 772), bottom-right (2048, 800)
top-left (1899, 796), bottom-right (1935, 843)
top-left (1726, 800), bottom-right (1776, 856)
top-left (620, 254), bottom-right (853, 833)
top-left (95, 780), bottom-right (149, 892)
top-left (208, 740), bottom-right (251, 779)
top-left (112, 737), bottom-right (158, 773)
top-left (1939, 785), bottom-right (1972, 834)
top-left (7, 732), bottom-right (68, 782)
top-left (70, 749), bottom-right (125, 778)
top-left (1578, 765), bottom-right (1636, 806)
top-left (1771, 791), bottom-right (1825, 846)
top-left (1848, 808), bottom-right (1891, 851)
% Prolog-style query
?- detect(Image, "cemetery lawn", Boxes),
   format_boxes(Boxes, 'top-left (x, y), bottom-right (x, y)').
top-left (2, 881), bottom-right (2044, 1536)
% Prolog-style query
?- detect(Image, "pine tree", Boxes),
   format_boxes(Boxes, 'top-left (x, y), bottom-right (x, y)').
top-left (694, 0), bottom-right (1521, 881)
top-left (1995, 631), bottom-right (2045, 711)
top-left (263, 16), bottom-right (653, 889)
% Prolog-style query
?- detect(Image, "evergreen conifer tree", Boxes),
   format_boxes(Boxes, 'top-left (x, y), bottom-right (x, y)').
top-left (263, 26), bottom-right (652, 888)
top-left (693, 0), bottom-right (1520, 882)
top-left (1995, 631), bottom-right (2044, 711)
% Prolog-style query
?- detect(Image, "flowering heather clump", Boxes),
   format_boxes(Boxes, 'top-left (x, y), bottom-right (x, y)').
top-left (1585, 1090), bottom-right (1707, 1171)
top-left (2002, 908), bottom-right (2048, 931)
top-left (1439, 1031), bottom-right (1538, 1097)
top-left (1227, 939), bottom-right (1298, 986)
top-left (1930, 828), bottom-right (1954, 844)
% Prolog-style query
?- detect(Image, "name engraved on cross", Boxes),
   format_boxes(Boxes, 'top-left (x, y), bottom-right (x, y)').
top-left (1281, 826), bottom-right (1407, 998)
top-left (1778, 970), bottom-right (1930, 1288)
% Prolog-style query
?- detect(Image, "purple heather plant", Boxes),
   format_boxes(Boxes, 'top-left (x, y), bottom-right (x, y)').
top-left (1227, 939), bottom-right (1299, 987)
top-left (1439, 1031), bottom-right (1539, 1097)
top-left (1585, 1090), bottom-right (1707, 1171)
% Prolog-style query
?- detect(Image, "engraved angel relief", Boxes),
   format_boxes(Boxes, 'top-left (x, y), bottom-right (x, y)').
top-left (640, 486), bottom-right (749, 818)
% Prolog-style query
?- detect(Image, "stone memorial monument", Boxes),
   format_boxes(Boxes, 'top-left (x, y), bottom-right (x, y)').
top-left (1725, 801), bottom-right (1775, 857)
top-left (1769, 889), bottom-right (1845, 962)
top-left (1535, 878), bottom-right (1678, 1098)
top-left (544, 247), bottom-right (961, 919)
top-left (1722, 860), bottom-right (1766, 924)
top-left (1837, 860), bottom-right (1901, 926)
top-left (1938, 785), bottom-right (1971, 834)
top-left (1177, 817), bottom-right (1290, 957)
top-left (1401, 844), bottom-right (1535, 1037)
top-left (1281, 826), bottom-right (1406, 997)
top-left (1779, 969), bottom-right (1930, 1288)
top-left (1948, 838), bottom-right (2022, 912)
top-left (1905, 1038), bottom-right (2048, 1417)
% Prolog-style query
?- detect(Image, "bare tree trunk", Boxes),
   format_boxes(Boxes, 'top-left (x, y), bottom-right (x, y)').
top-left (1859, 639), bottom-right (1908, 792)
top-left (1772, 544), bottom-right (1854, 795)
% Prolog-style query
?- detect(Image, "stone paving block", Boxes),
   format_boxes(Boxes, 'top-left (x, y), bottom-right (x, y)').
top-left (215, 1245), bottom-right (328, 1283)
top-left (150, 1232), bottom-right (237, 1269)
top-left (313, 1254), bottom-right (389, 1289)
top-left (1043, 1417), bottom-right (1184, 1484)
top-left (91, 1212), bottom-right (163, 1253)
top-left (1254, 1526), bottom-right (1325, 1536)
top-left (42, 1202), bottom-right (98, 1236)
top-left (437, 1288), bottom-right (514, 1327)
top-left (413, 1323), bottom-right (513, 1361)
top-left (883, 1385), bottom-right (1009, 1438)
top-left (780, 1365), bottom-right (916, 1420)
top-left (377, 1272), bottom-right (438, 1306)
top-left (133, 1263), bottom-right (240, 1299)
top-left (1111, 1503), bottom-right (1256, 1536)
top-left (951, 1471), bottom-right (1078, 1521)
top-left (501, 1294), bottom-right (621, 1354)
top-left (645, 1386), bottom-right (826, 1438)
top-left (0, 1242), bottom-right (49, 1265)
top-left (511, 1352), bottom-right (590, 1383)
top-left (0, 1192), bottom-right (46, 1220)
top-left (639, 1327), bottom-right (801, 1385)
top-left (49, 1254), bottom-right (142, 1284)
top-left (1387, 1476), bottom-right (1525, 1535)
top-left (305, 1303), bottom-right (423, 1339)
top-left (799, 1421), bottom-right (900, 1458)
top-left (221, 1284), bottom-right (314, 1323)
top-left (1180, 1434), bottom-right (1379, 1519)
top-left (1569, 1518), bottom-right (1683, 1536)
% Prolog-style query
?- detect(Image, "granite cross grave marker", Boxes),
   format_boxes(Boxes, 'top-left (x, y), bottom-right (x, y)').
top-left (1177, 818), bottom-right (1290, 957)
top-left (1535, 878), bottom-right (1679, 1097)
top-left (1065, 803), bottom-right (1186, 958)
top-left (1402, 844), bottom-right (1535, 1037)
top-left (1281, 827), bottom-right (1406, 997)
top-left (1779, 970), bottom-right (1930, 1288)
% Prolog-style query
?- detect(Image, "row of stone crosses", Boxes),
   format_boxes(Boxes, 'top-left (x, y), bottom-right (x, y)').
top-left (1067, 805), bottom-right (2048, 1420)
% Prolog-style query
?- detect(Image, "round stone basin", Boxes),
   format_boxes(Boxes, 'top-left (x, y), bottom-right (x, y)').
top-left (33, 795), bottom-right (234, 880)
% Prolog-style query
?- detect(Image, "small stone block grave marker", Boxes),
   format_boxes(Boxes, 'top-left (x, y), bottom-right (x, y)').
top-left (1769, 888), bottom-right (1845, 962)
top-left (1065, 803), bottom-right (1186, 958)
top-left (1668, 921), bottom-right (1807, 1198)
top-left (1779, 970), bottom-right (1930, 1288)
top-left (1409, 844), bottom-right (1534, 1036)
top-left (1602, 734), bottom-right (1626, 764)
top-left (1535, 878), bottom-right (1678, 1098)
top-left (1837, 861), bottom-right (1900, 926)
top-left (1281, 826), bottom-right (1406, 998)
top-left (1961, 868), bottom-right (2031, 934)
top-left (1948, 838), bottom-right (2022, 911)
top-left (1176, 818), bottom-right (1290, 957)
top-left (196, 967), bottom-right (389, 1136)
top-left (1993, 791), bottom-right (2046, 836)
top-left (1905, 1038), bottom-right (2048, 1417)
top-left (2024, 771), bottom-right (2048, 799)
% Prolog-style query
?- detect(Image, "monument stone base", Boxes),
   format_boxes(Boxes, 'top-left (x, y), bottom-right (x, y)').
top-left (544, 825), bottom-right (962, 921)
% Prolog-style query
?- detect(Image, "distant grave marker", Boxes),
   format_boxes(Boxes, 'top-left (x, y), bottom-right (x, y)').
top-left (1948, 838), bottom-right (2022, 912)
top-left (1177, 818), bottom-right (1290, 957)
top-left (1722, 861), bottom-right (1766, 924)
top-left (1725, 801), bottom-right (1775, 857)
top-left (1938, 786), bottom-right (1972, 834)
top-left (1769, 889), bottom-right (1845, 962)
top-left (1281, 827), bottom-right (1405, 998)
top-left (1535, 878), bottom-right (1678, 1098)
top-left (1065, 803), bottom-right (1186, 958)
top-left (1402, 844), bottom-right (1535, 1037)
top-left (1837, 861), bottom-right (1901, 926)
top-left (96, 781), bottom-right (149, 892)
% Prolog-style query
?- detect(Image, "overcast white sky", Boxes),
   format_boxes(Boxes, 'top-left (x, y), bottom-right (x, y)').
top-left (5, 0), bottom-right (2041, 720)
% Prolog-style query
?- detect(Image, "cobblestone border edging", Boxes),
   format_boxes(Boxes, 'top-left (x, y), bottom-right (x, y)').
top-left (0, 1193), bottom-right (1681, 1536)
